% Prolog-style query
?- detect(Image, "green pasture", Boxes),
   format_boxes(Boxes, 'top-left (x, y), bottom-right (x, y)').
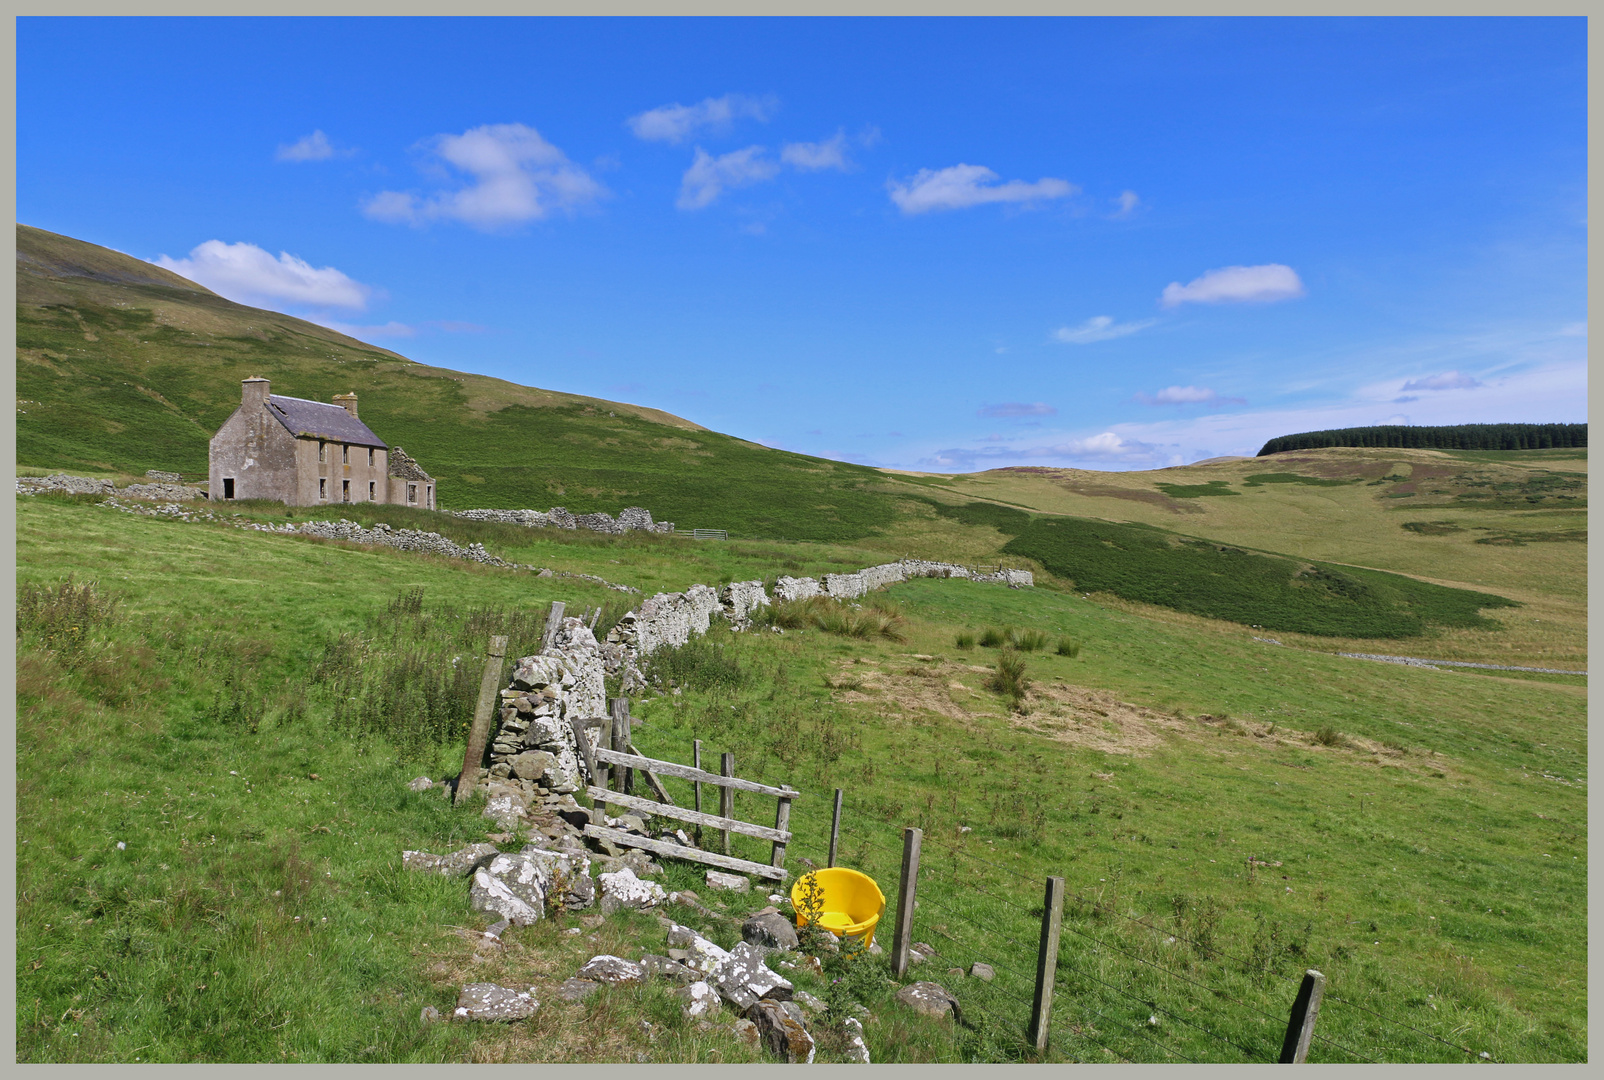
top-left (15, 497), bottom-right (1585, 1062)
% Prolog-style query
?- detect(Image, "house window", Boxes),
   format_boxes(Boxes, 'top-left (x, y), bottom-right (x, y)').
top-left (342, 445), bottom-right (350, 465)
top-left (426, 484), bottom-right (434, 509)
top-left (369, 481), bottom-right (376, 500)
top-left (319, 441), bottom-right (327, 463)
top-left (368, 448), bottom-right (375, 467)
top-left (222, 478), bottom-right (235, 500)
top-left (342, 479), bottom-right (350, 502)
top-left (407, 483), bottom-right (417, 504)
top-left (319, 478), bottom-right (327, 500)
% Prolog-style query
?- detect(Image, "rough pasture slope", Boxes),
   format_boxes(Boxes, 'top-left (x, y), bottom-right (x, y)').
top-left (16, 486), bottom-right (1585, 1061)
top-left (16, 226), bottom-right (1585, 1062)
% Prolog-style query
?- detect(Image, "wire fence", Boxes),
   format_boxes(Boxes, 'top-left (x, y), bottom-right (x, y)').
top-left (811, 792), bottom-right (1507, 1064)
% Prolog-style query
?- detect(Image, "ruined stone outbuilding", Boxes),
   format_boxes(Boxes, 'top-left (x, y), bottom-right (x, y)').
top-left (208, 376), bottom-right (437, 509)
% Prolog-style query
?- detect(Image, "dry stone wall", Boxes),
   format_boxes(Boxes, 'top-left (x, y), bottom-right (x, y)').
top-left (452, 505), bottom-right (674, 535)
top-left (604, 559), bottom-right (1032, 691)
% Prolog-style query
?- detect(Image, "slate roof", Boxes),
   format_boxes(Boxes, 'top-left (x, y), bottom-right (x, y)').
top-left (266, 395), bottom-right (388, 449)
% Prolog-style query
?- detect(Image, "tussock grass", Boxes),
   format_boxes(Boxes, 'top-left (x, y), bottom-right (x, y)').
top-left (983, 650), bottom-right (1032, 711)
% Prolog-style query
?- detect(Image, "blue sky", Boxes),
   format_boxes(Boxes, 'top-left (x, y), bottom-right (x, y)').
top-left (18, 17), bottom-right (1587, 471)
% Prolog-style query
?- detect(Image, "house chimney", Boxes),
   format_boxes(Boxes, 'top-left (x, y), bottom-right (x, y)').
top-left (333, 392), bottom-right (358, 418)
top-left (242, 377), bottom-right (270, 409)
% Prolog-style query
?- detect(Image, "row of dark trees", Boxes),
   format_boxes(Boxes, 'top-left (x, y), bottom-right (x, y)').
top-left (1258, 423), bottom-right (1587, 456)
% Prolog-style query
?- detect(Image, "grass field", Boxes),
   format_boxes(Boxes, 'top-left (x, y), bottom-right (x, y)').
top-left (15, 495), bottom-right (1586, 1062)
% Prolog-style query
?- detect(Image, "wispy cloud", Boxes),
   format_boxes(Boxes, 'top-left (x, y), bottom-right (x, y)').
top-left (1111, 190), bottom-right (1140, 218)
top-left (917, 430), bottom-right (1160, 471)
top-left (1160, 264), bottom-right (1305, 307)
top-left (978, 402), bottom-right (1056, 418)
top-left (887, 164), bottom-right (1076, 215)
top-left (276, 130), bottom-right (352, 162)
top-left (362, 123), bottom-right (605, 231)
top-left (677, 146), bottom-right (779, 210)
top-left (781, 130), bottom-right (851, 171)
top-left (425, 320), bottom-right (487, 334)
top-left (152, 240), bottom-right (373, 310)
top-left (1052, 315), bottom-right (1154, 345)
top-left (1400, 371), bottom-right (1484, 391)
top-left (627, 94), bottom-right (775, 144)
top-left (316, 319), bottom-right (416, 339)
top-left (1137, 385), bottom-right (1247, 406)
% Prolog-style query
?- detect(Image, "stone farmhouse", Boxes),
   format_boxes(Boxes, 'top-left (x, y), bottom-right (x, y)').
top-left (209, 377), bottom-right (437, 509)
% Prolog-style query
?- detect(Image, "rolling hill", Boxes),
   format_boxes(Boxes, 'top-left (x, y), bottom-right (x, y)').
top-left (15, 224), bottom-right (918, 542)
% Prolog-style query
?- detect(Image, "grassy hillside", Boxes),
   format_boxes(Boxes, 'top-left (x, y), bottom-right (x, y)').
top-left (928, 447), bottom-right (1587, 668)
top-left (16, 495), bottom-right (1585, 1062)
top-left (15, 224), bottom-right (912, 541)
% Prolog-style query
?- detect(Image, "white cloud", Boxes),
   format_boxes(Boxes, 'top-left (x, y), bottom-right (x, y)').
top-left (1138, 385), bottom-right (1247, 406)
top-left (316, 319), bottom-right (416, 340)
top-left (978, 402), bottom-right (1056, 418)
top-left (362, 123), bottom-right (605, 231)
top-left (781, 131), bottom-right (850, 171)
top-left (677, 146), bottom-right (780, 210)
top-left (1053, 315), bottom-right (1154, 345)
top-left (276, 130), bottom-right (349, 162)
top-left (887, 164), bottom-right (1076, 215)
top-left (1112, 190), bottom-right (1140, 217)
top-left (152, 240), bottom-right (372, 310)
top-left (1160, 264), bottom-right (1305, 307)
top-left (1400, 371), bottom-right (1484, 391)
top-left (627, 94), bottom-right (775, 144)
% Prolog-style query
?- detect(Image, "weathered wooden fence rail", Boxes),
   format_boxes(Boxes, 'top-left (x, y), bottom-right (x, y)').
top-left (570, 723), bottom-right (799, 883)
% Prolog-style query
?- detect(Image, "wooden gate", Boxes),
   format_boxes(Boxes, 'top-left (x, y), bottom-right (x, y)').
top-left (572, 723), bottom-right (797, 883)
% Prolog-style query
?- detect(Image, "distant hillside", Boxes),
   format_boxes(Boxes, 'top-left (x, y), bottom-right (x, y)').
top-left (15, 225), bottom-right (916, 541)
top-left (1258, 423), bottom-right (1586, 456)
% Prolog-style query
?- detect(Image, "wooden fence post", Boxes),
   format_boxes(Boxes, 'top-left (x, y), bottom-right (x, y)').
top-left (1027, 876), bottom-right (1066, 1053)
top-left (771, 788), bottom-right (794, 870)
top-left (454, 635), bottom-right (509, 806)
top-left (610, 698), bottom-right (632, 795)
top-left (1279, 969), bottom-right (1327, 1063)
top-left (891, 827), bottom-right (923, 978)
top-left (827, 788), bottom-right (843, 868)
top-left (692, 740), bottom-right (704, 845)
top-left (538, 601), bottom-right (565, 651)
top-left (719, 753), bottom-right (735, 855)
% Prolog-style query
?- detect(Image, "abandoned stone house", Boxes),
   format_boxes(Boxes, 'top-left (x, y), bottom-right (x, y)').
top-left (208, 377), bottom-right (437, 509)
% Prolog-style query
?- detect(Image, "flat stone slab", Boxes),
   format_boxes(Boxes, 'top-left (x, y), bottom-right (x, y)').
top-left (402, 843), bottom-right (498, 877)
top-left (674, 980), bottom-right (721, 1018)
top-left (577, 954), bottom-right (647, 984)
top-left (706, 870), bottom-right (751, 892)
top-left (453, 983), bottom-right (540, 1022)
top-left (599, 866), bottom-right (668, 915)
top-left (712, 941), bottom-right (794, 1012)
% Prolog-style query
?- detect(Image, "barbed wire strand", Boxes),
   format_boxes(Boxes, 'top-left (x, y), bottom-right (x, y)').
top-left (842, 822), bottom-right (1484, 1063)
top-left (1320, 992), bottom-right (1487, 1062)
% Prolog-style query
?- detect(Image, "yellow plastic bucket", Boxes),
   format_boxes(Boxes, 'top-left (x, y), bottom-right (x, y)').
top-left (791, 867), bottom-right (886, 947)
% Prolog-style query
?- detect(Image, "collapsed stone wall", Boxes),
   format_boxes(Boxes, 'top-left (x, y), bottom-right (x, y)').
top-left (18, 473), bottom-right (206, 501)
top-left (453, 505), bottom-right (674, 535)
top-left (484, 618), bottom-right (607, 799)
